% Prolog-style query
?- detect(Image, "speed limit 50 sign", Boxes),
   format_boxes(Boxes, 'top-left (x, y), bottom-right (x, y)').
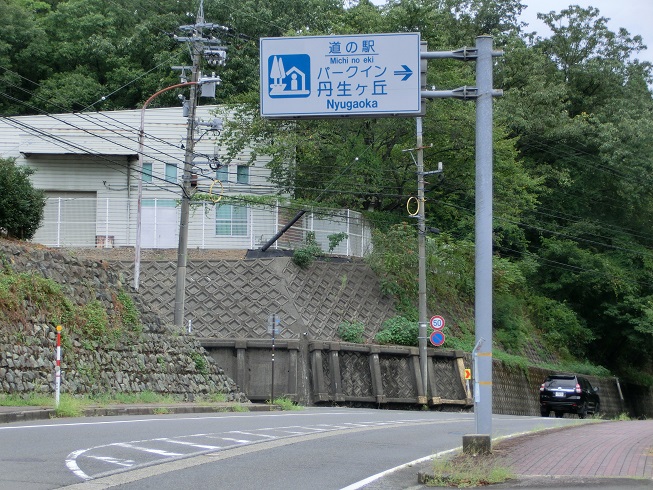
top-left (429, 315), bottom-right (445, 330)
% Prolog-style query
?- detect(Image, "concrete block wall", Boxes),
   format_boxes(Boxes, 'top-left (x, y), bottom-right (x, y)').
top-left (115, 257), bottom-right (397, 341)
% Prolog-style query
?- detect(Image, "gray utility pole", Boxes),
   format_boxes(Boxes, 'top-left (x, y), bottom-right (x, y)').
top-left (403, 121), bottom-right (441, 401)
top-left (174, 55), bottom-right (200, 328)
top-left (172, 0), bottom-right (226, 327)
top-left (416, 117), bottom-right (428, 401)
top-left (473, 35), bottom-right (495, 439)
top-left (419, 36), bottom-right (502, 442)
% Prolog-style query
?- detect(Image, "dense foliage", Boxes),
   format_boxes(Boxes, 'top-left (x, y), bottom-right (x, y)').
top-left (0, 267), bottom-right (142, 346)
top-left (0, 158), bottom-right (45, 239)
top-left (2, 0), bottom-right (653, 380)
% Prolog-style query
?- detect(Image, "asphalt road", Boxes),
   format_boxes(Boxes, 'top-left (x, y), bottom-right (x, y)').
top-left (0, 408), bottom-right (580, 490)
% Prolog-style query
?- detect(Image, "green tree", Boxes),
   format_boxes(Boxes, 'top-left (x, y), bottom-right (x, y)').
top-left (0, 0), bottom-right (50, 115)
top-left (0, 158), bottom-right (46, 239)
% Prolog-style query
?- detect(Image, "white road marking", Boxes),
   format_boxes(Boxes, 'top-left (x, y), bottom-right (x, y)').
top-left (59, 419), bottom-right (467, 489)
top-left (276, 426), bottom-right (329, 432)
top-left (66, 448), bottom-right (93, 481)
top-left (86, 456), bottom-right (135, 467)
top-left (0, 410), bottom-right (359, 431)
top-left (227, 430), bottom-right (277, 439)
top-left (64, 417), bottom-right (473, 482)
top-left (153, 438), bottom-right (222, 450)
top-left (111, 442), bottom-right (182, 457)
top-left (339, 448), bottom-right (459, 490)
top-left (218, 437), bottom-right (251, 444)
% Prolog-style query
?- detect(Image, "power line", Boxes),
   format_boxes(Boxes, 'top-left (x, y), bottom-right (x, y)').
top-left (0, 70), bottom-right (216, 172)
top-left (0, 115), bottom-right (181, 195)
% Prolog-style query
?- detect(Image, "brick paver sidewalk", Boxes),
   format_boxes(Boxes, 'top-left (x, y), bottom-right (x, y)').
top-left (499, 420), bottom-right (653, 479)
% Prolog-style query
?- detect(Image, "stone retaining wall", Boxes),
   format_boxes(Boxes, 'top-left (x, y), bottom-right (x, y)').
top-left (0, 239), bottom-right (247, 401)
top-left (0, 323), bottom-right (247, 401)
top-left (2, 238), bottom-right (652, 417)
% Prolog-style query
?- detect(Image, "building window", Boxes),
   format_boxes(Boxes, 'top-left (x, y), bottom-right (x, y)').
top-left (216, 166), bottom-right (228, 182)
top-left (236, 165), bottom-right (249, 184)
top-left (216, 204), bottom-right (248, 236)
top-left (142, 162), bottom-right (153, 183)
top-left (165, 163), bottom-right (177, 183)
top-left (143, 198), bottom-right (176, 208)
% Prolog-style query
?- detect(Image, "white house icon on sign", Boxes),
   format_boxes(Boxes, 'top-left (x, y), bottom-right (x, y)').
top-left (268, 54), bottom-right (311, 98)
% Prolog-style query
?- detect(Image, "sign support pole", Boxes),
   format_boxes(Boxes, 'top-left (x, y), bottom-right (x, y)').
top-left (271, 314), bottom-right (276, 404)
top-left (472, 337), bottom-right (485, 434)
top-left (55, 325), bottom-right (62, 408)
top-left (474, 35), bottom-right (494, 438)
top-left (269, 313), bottom-right (279, 404)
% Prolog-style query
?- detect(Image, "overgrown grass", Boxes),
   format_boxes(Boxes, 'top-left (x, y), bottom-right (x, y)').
top-left (0, 270), bottom-right (143, 348)
top-left (0, 391), bottom-right (186, 408)
top-left (614, 412), bottom-right (633, 421)
top-left (201, 392), bottom-right (228, 403)
top-left (91, 391), bottom-right (181, 405)
top-left (1, 391), bottom-right (248, 420)
top-left (534, 360), bottom-right (611, 378)
top-left (0, 393), bottom-right (53, 407)
top-left (426, 452), bottom-right (513, 487)
top-left (271, 397), bottom-right (302, 411)
top-left (54, 394), bottom-right (84, 418)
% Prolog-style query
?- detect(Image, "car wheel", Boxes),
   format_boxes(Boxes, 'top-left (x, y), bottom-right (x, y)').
top-left (540, 409), bottom-right (549, 417)
top-left (578, 403), bottom-right (588, 419)
top-left (555, 411), bottom-right (564, 418)
top-left (592, 402), bottom-right (600, 415)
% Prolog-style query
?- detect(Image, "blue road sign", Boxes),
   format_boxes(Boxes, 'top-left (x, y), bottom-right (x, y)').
top-left (430, 330), bottom-right (445, 347)
top-left (260, 33), bottom-right (421, 118)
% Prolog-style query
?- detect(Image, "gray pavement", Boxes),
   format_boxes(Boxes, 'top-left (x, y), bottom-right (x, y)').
top-left (1, 405), bottom-right (652, 488)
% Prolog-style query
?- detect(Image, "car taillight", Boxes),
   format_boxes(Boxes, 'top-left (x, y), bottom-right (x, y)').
top-left (540, 383), bottom-right (545, 392)
top-left (575, 383), bottom-right (581, 394)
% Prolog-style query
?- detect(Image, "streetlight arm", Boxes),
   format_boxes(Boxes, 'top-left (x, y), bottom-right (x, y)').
top-left (134, 81), bottom-right (200, 291)
top-left (142, 82), bottom-right (199, 111)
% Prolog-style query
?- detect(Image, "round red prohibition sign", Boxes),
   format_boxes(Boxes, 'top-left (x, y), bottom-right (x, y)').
top-left (430, 330), bottom-right (445, 347)
top-left (429, 315), bottom-right (445, 330)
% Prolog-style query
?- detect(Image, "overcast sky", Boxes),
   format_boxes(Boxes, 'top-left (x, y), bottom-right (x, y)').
top-left (369, 1), bottom-right (653, 64)
top-left (520, 1), bottom-right (653, 64)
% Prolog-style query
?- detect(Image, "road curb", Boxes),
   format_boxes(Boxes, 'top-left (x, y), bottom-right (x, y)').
top-left (81, 403), bottom-right (278, 417)
top-left (0, 408), bottom-right (55, 424)
top-left (0, 403), bottom-right (278, 425)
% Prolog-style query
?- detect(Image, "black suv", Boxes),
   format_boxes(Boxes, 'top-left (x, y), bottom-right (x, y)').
top-left (539, 374), bottom-right (600, 418)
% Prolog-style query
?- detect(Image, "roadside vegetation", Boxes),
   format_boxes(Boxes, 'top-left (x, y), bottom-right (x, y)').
top-left (0, 159), bottom-right (45, 240)
top-left (0, 391), bottom-right (243, 416)
top-left (270, 397), bottom-right (303, 411)
top-left (425, 453), bottom-right (514, 488)
top-left (0, 263), bottom-right (143, 350)
top-left (2, 0), bottom-right (653, 385)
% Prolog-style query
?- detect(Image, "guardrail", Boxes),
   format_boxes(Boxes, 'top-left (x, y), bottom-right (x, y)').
top-left (200, 338), bottom-right (642, 418)
top-left (200, 339), bottom-right (472, 407)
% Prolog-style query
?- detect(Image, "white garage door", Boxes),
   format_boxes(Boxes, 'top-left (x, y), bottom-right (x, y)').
top-left (32, 192), bottom-right (97, 247)
top-left (142, 199), bottom-right (178, 248)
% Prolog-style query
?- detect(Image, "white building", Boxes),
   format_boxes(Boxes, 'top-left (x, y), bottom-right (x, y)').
top-left (0, 105), bottom-right (369, 256)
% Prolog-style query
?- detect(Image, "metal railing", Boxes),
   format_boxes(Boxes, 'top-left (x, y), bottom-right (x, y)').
top-left (32, 197), bottom-right (371, 257)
